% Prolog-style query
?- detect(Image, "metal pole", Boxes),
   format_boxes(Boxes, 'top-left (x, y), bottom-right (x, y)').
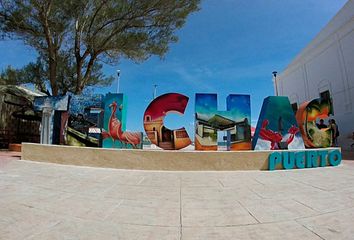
top-left (153, 84), bottom-right (158, 99)
top-left (272, 71), bottom-right (278, 96)
top-left (117, 70), bottom-right (121, 93)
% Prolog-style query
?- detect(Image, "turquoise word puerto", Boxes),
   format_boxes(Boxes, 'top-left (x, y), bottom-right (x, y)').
top-left (268, 150), bottom-right (342, 171)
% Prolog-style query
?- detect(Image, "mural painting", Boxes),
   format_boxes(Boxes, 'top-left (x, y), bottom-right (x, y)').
top-left (195, 94), bottom-right (252, 151)
top-left (34, 95), bottom-right (70, 145)
top-left (32, 90), bottom-right (341, 167)
top-left (252, 96), bottom-right (305, 150)
top-left (102, 93), bottom-right (142, 149)
top-left (66, 94), bottom-right (104, 147)
top-left (143, 93), bottom-right (191, 150)
top-left (296, 97), bottom-right (333, 148)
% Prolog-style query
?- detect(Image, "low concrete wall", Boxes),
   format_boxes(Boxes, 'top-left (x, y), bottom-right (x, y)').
top-left (21, 143), bottom-right (340, 171)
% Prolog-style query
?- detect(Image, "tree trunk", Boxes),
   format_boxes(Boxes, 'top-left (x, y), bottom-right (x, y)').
top-left (40, 1), bottom-right (58, 96)
top-left (79, 54), bottom-right (96, 93)
top-left (49, 55), bottom-right (58, 96)
top-left (74, 20), bottom-right (82, 95)
top-left (75, 59), bottom-right (83, 94)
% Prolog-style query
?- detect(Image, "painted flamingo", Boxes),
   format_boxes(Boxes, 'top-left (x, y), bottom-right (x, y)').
top-left (104, 101), bottom-right (142, 148)
top-left (259, 119), bottom-right (299, 150)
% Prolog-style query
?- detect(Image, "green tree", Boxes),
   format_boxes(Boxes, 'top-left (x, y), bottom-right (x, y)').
top-left (0, 54), bottom-right (115, 95)
top-left (0, 65), bottom-right (20, 85)
top-left (0, 0), bottom-right (200, 95)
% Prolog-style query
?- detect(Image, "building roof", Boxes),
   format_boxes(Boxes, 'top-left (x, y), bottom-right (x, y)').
top-left (0, 85), bottom-right (46, 121)
top-left (0, 85), bottom-right (46, 102)
top-left (207, 114), bottom-right (236, 130)
top-left (196, 113), bottom-right (250, 131)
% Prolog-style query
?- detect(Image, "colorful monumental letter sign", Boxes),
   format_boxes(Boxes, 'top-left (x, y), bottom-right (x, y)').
top-left (34, 95), bottom-right (70, 145)
top-left (102, 93), bottom-right (143, 149)
top-left (296, 98), bottom-right (333, 148)
top-left (66, 94), bottom-right (104, 147)
top-left (253, 96), bottom-right (305, 150)
top-left (268, 149), bottom-right (342, 170)
top-left (195, 94), bottom-right (252, 151)
top-left (143, 93), bottom-right (191, 150)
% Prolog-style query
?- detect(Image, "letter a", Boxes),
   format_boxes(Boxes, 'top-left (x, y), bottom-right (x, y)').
top-left (253, 96), bottom-right (305, 150)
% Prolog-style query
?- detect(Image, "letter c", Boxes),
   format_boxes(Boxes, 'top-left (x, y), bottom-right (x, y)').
top-left (143, 93), bottom-right (191, 150)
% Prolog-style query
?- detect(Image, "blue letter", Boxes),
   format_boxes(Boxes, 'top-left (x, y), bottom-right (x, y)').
top-left (295, 151), bottom-right (305, 168)
top-left (253, 96), bottom-right (305, 150)
top-left (318, 150), bottom-right (328, 167)
top-left (195, 94), bottom-right (251, 151)
top-left (282, 152), bottom-right (295, 169)
top-left (306, 151), bottom-right (318, 168)
top-left (328, 150), bottom-right (342, 166)
top-left (269, 152), bottom-right (282, 170)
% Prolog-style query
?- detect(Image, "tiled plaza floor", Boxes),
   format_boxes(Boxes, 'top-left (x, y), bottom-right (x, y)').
top-left (1, 155), bottom-right (354, 239)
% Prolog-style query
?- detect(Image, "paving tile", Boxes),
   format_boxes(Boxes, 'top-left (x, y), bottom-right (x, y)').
top-left (104, 184), bottom-right (179, 201)
top-left (26, 218), bottom-right (179, 240)
top-left (293, 193), bottom-right (354, 213)
top-left (120, 197), bottom-right (180, 209)
top-left (238, 198), bottom-right (318, 223)
top-left (0, 203), bottom-right (62, 240)
top-left (182, 186), bottom-right (262, 202)
top-left (1, 159), bottom-right (354, 239)
top-left (182, 221), bottom-right (322, 240)
top-left (297, 207), bottom-right (354, 240)
top-left (106, 204), bottom-right (180, 227)
top-left (182, 201), bottom-right (258, 227)
top-left (182, 197), bottom-right (238, 209)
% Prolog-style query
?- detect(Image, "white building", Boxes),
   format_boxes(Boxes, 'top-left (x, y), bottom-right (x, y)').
top-left (277, 0), bottom-right (354, 149)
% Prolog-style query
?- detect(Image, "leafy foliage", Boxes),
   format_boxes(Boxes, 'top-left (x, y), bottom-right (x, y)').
top-left (0, 66), bottom-right (19, 85)
top-left (0, 55), bottom-right (114, 95)
top-left (0, 0), bottom-right (200, 95)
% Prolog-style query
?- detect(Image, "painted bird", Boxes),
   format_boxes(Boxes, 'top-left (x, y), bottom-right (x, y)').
top-left (106, 101), bottom-right (142, 148)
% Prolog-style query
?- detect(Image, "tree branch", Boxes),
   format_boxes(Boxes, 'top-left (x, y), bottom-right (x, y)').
top-left (87, 0), bottom-right (107, 37)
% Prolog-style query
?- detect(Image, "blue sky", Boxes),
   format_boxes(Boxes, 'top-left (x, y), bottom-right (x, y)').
top-left (0, 0), bottom-right (348, 137)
